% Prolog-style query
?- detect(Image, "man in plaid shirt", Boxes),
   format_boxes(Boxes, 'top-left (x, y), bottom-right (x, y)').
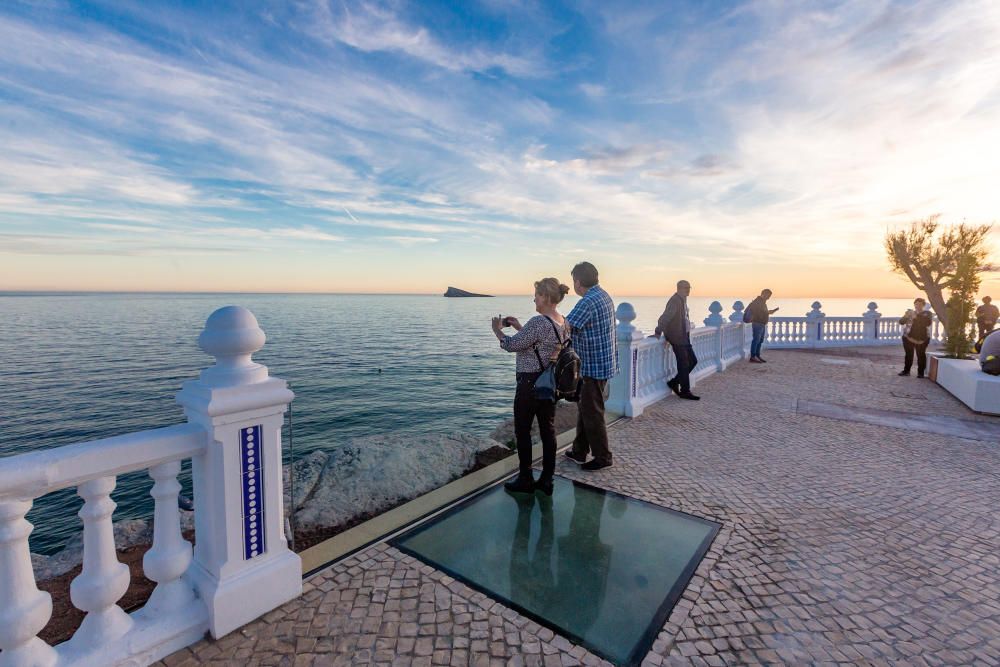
top-left (565, 261), bottom-right (619, 470)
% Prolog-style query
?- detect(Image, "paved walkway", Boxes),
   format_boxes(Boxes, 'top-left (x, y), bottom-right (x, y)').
top-left (164, 348), bottom-right (1000, 666)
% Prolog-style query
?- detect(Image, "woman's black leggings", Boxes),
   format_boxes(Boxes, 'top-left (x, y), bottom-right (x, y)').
top-left (513, 372), bottom-right (557, 481)
top-left (902, 337), bottom-right (928, 374)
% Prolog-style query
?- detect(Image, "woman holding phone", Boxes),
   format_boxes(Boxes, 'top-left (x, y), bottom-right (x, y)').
top-left (491, 277), bottom-right (570, 496)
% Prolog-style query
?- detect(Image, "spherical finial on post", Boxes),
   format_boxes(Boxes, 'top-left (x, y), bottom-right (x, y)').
top-left (704, 300), bottom-right (724, 327)
top-left (863, 302), bottom-right (880, 319)
top-left (198, 306), bottom-right (269, 387)
top-left (806, 301), bottom-right (825, 320)
top-left (730, 300), bottom-right (745, 323)
top-left (616, 302), bottom-right (637, 338)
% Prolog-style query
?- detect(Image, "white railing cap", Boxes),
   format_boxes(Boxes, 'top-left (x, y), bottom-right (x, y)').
top-left (198, 306), bottom-right (269, 387)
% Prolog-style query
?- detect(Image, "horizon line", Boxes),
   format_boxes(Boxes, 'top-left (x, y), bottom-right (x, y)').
top-left (0, 289), bottom-right (924, 300)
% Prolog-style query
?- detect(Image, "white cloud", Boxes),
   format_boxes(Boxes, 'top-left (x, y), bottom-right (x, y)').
top-left (304, 1), bottom-right (545, 77)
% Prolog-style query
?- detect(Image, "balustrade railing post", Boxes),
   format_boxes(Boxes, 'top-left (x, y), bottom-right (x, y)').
top-left (704, 302), bottom-right (725, 371)
top-left (863, 302), bottom-right (880, 342)
top-left (68, 476), bottom-right (134, 650)
top-left (0, 499), bottom-right (57, 667)
top-left (729, 300), bottom-right (745, 324)
top-left (176, 306), bottom-right (300, 639)
top-left (143, 460), bottom-right (195, 614)
top-left (607, 303), bottom-right (645, 417)
top-left (805, 302), bottom-right (825, 348)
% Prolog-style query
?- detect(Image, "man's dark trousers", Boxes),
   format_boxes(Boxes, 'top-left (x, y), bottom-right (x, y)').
top-left (671, 338), bottom-right (698, 393)
top-left (571, 378), bottom-right (611, 465)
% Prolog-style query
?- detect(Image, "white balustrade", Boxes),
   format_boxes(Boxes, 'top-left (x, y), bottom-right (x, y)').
top-left (610, 299), bottom-right (945, 417)
top-left (0, 500), bottom-right (57, 667)
top-left (142, 461), bottom-right (194, 614)
top-left (0, 306), bottom-right (299, 667)
top-left (68, 477), bottom-right (134, 650)
top-left (689, 328), bottom-right (720, 382)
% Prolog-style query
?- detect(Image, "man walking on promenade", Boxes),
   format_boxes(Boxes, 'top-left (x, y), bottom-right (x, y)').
top-left (746, 289), bottom-right (779, 363)
top-left (565, 262), bottom-right (618, 471)
top-left (656, 280), bottom-right (700, 400)
top-left (976, 296), bottom-right (998, 339)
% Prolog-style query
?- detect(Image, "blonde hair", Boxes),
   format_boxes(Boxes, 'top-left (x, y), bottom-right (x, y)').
top-left (535, 277), bottom-right (570, 305)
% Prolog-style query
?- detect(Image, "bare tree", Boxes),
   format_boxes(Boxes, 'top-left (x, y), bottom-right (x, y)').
top-left (885, 215), bottom-right (993, 328)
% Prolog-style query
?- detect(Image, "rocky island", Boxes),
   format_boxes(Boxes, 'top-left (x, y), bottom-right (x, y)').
top-left (443, 286), bottom-right (493, 297)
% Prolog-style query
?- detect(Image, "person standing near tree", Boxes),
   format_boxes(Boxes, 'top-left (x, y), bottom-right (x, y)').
top-left (975, 296), bottom-right (999, 339)
top-left (564, 262), bottom-right (618, 471)
top-left (745, 289), bottom-right (780, 363)
top-left (655, 280), bottom-right (700, 400)
top-left (899, 298), bottom-right (934, 378)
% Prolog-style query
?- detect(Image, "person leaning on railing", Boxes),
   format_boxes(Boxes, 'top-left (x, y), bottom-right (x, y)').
top-left (492, 277), bottom-right (571, 496)
top-left (655, 280), bottom-right (700, 400)
top-left (898, 297), bottom-right (933, 378)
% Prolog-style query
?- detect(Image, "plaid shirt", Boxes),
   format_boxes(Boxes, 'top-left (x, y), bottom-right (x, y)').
top-left (566, 284), bottom-right (619, 380)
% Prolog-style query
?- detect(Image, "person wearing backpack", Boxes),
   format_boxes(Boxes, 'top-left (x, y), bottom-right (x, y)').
top-left (745, 289), bottom-right (779, 363)
top-left (492, 278), bottom-right (572, 496)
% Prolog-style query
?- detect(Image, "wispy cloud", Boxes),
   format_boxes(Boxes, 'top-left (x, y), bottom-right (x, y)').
top-left (1, 0), bottom-right (998, 293)
top-left (303, 1), bottom-right (546, 77)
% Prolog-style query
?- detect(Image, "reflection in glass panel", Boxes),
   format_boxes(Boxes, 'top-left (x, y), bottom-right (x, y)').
top-left (392, 476), bottom-right (719, 666)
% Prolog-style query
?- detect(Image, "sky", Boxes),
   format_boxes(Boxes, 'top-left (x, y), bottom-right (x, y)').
top-left (1, 0), bottom-right (999, 297)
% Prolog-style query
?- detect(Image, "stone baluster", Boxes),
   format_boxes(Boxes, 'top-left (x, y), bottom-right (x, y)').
top-left (805, 301), bottom-right (825, 346)
top-left (177, 306), bottom-right (301, 639)
top-left (143, 460), bottom-right (195, 614)
top-left (703, 301), bottom-right (725, 327)
top-left (607, 303), bottom-right (646, 417)
top-left (68, 476), bottom-right (134, 650)
top-left (729, 300), bottom-right (745, 323)
top-left (0, 499), bottom-right (57, 667)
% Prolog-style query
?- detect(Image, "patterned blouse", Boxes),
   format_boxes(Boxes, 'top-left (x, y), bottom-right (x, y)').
top-left (499, 315), bottom-right (570, 373)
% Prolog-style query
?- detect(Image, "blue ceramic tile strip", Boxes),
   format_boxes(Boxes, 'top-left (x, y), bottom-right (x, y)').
top-left (240, 424), bottom-right (266, 560)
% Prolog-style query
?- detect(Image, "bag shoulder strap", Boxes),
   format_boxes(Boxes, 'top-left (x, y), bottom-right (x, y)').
top-left (533, 316), bottom-right (566, 370)
top-left (543, 315), bottom-right (565, 345)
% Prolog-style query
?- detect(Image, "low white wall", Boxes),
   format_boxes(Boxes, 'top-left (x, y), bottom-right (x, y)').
top-left (935, 358), bottom-right (1000, 415)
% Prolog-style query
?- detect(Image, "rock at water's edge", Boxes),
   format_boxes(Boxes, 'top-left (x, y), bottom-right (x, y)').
top-left (444, 286), bottom-right (493, 297)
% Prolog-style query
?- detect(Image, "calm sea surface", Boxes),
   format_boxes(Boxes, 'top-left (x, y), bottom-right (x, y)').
top-left (0, 293), bottom-right (912, 553)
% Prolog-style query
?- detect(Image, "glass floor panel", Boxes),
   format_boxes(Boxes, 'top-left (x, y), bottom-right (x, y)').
top-left (391, 476), bottom-right (720, 666)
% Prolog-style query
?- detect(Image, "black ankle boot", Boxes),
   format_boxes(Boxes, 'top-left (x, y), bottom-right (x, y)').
top-left (504, 474), bottom-right (535, 494)
top-left (534, 477), bottom-right (554, 496)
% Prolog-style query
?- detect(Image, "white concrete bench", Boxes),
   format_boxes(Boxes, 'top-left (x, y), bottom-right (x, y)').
top-left (934, 357), bottom-right (1000, 415)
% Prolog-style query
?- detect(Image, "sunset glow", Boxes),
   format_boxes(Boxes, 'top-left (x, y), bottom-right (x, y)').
top-left (1, 1), bottom-right (999, 297)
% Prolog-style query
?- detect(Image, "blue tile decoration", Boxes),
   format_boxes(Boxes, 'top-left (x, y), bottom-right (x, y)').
top-left (240, 425), bottom-right (266, 560)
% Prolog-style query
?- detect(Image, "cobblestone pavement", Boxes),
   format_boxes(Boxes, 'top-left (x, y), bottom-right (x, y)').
top-left (165, 347), bottom-right (1000, 666)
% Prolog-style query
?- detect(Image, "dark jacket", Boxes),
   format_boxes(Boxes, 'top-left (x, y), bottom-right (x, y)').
top-left (904, 310), bottom-right (934, 343)
top-left (746, 296), bottom-right (771, 325)
top-left (976, 304), bottom-right (999, 324)
top-left (656, 293), bottom-right (689, 346)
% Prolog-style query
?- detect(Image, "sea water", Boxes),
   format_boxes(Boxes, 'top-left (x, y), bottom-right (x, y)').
top-left (0, 292), bottom-right (912, 553)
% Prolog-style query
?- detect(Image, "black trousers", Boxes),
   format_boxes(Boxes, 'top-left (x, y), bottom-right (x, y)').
top-left (571, 377), bottom-right (611, 465)
top-left (671, 343), bottom-right (698, 393)
top-left (513, 372), bottom-right (556, 481)
top-left (902, 337), bottom-right (928, 375)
